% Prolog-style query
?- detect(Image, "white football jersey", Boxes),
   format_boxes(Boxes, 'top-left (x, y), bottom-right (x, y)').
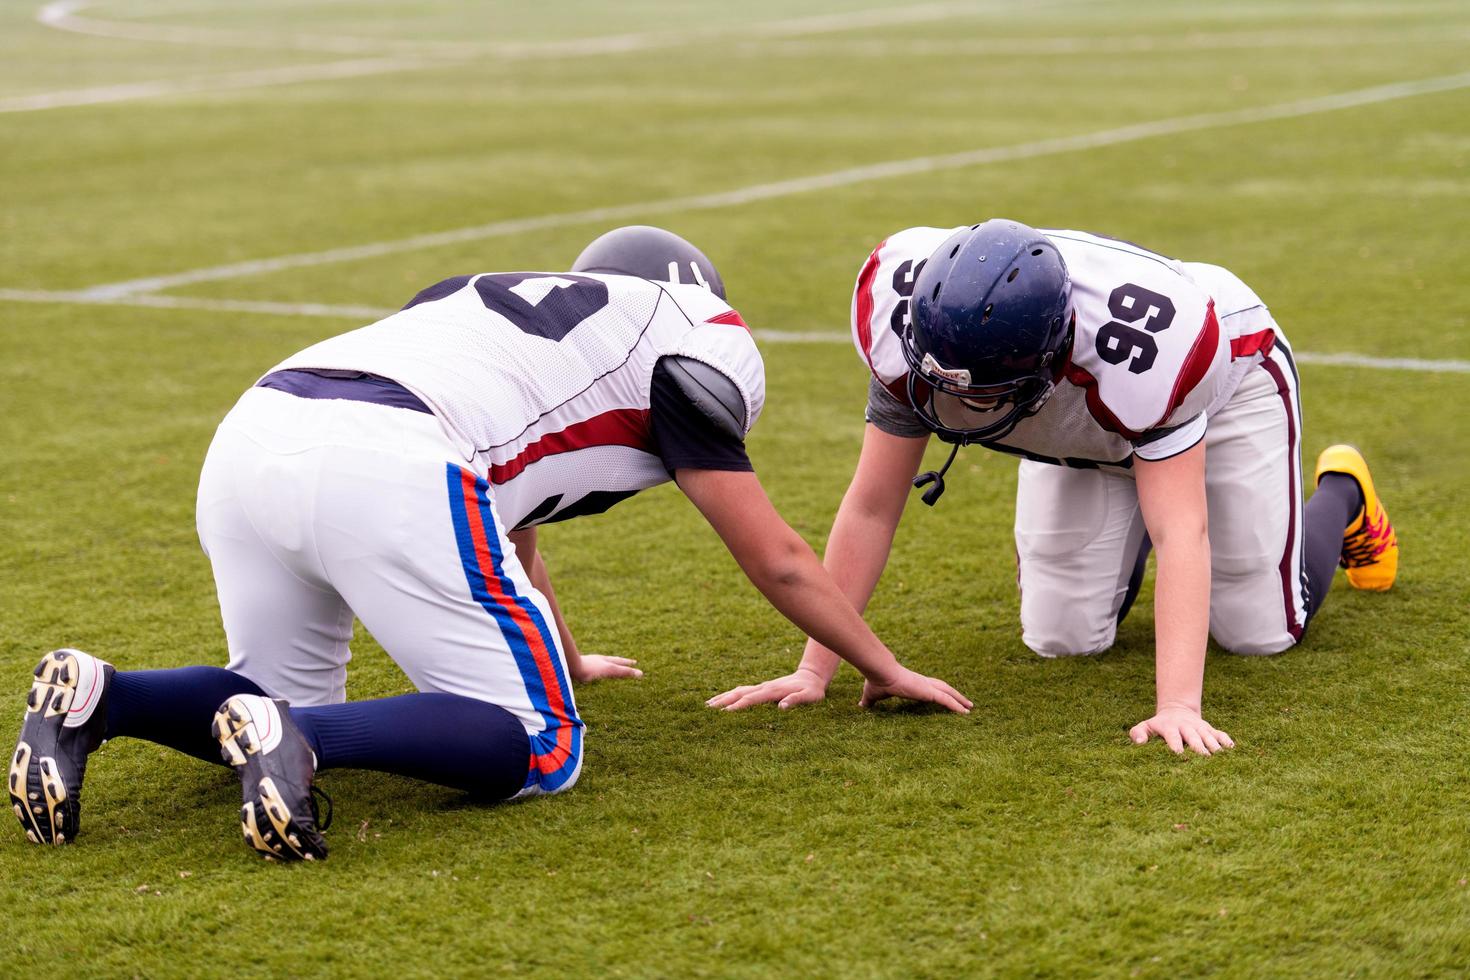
top-left (853, 227), bottom-right (1282, 465)
top-left (271, 273), bottom-right (765, 527)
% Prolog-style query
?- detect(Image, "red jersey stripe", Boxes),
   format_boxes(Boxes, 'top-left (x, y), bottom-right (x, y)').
top-left (853, 239), bottom-right (887, 376)
top-left (1161, 300), bottom-right (1221, 425)
top-left (1230, 328), bottom-right (1276, 360)
top-left (1062, 362), bottom-right (1143, 440)
top-left (705, 309), bottom-right (748, 330)
top-left (489, 408), bottom-right (652, 485)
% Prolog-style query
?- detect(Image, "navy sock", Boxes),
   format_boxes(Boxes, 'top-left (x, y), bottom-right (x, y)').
top-left (106, 666), bottom-right (266, 764)
top-left (289, 693), bottom-right (531, 799)
top-left (1303, 473), bottom-right (1365, 621)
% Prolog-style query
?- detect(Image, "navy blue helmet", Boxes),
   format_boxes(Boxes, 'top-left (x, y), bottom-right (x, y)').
top-left (902, 219), bottom-right (1074, 443)
top-left (571, 225), bottom-right (726, 300)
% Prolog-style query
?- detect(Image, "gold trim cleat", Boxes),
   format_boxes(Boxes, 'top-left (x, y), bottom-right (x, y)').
top-left (1315, 444), bottom-right (1398, 591)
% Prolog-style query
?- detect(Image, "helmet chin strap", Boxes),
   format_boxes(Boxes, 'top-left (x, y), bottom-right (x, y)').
top-left (911, 440), bottom-right (962, 507)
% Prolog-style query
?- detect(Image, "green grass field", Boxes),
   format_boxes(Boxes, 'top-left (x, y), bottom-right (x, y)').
top-left (4, 1), bottom-right (1469, 975)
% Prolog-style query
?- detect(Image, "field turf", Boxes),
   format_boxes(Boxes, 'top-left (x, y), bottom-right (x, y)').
top-left (3, 1), bottom-right (1469, 976)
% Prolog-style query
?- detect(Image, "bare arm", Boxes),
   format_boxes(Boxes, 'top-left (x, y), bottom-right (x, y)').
top-left (797, 425), bottom-right (930, 680)
top-left (707, 425), bottom-right (930, 709)
top-left (1130, 440), bottom-right (1233, 755)
top-left (676, 466), bottom-right (969, 714)
top-left (507, 526), bottom-right (642, 684)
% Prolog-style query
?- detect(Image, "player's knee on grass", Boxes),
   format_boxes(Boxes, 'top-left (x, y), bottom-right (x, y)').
top-left (1209, 602), bottom-right (1297, 656)
top-left (1016, 527), bottom-right (1131, 658)
top-left (1015, 461), bottom-right (1140, 658)
top-left (1208, 550), bottom-right (1299, 656)
top-left (517, 738), bottom-right (583, 799)
top-left (1020, 594), bottom-right (1119, 658)
top-left (1208, 578), bottom-right (1297, 655)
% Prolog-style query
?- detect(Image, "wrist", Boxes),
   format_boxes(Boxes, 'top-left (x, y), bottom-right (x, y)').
top-left (860, 654), bottom-right (905, 688)
top-left (793, 664), bottom-right (831, 689)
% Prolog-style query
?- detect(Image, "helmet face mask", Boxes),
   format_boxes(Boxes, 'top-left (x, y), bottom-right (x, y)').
top-left (901, 220), bottom-right (1074, 444)
top-left (901, 322), bottom-right (1069, 443)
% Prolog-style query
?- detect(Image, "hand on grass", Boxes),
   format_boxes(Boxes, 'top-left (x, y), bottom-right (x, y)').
top-left (1129, 706), bottom-right (1233, 755)
top-left (705, 668), bottom-right (829, 711)
top-left (859, 667), bottom-right (972, 715)
top-left (570, 654), bottom-right (642, 683)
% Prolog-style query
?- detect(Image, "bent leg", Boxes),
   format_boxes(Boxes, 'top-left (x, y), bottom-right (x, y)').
top-left (196, 409), bottom-right (355, 705)
top-left (96, 404), bottom-right (359, 767)
top-left (308, 418), bottom-right (583, 797)
top-left (1204, 346), bottom-right (1307, 654)
top-left (1015, 461), bottom-right (1147, 657)
top-left (1302, 474), bottom-right (1363, 620)
top-left (107, 667), bottom-right (266, 764)
top-left (291, 694), bottom-right (530, 799)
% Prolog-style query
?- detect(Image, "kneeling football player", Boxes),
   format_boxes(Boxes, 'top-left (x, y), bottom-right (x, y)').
top-left (10, 226), bottom-right (969, 861)
top-left (710, 219), bottom-right (1397, 755)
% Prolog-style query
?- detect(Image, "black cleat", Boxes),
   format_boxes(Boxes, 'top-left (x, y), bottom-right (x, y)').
top-left (211, 694), bottom-right (330, 862)
top-left (10, 649), bottom-right (113, 845)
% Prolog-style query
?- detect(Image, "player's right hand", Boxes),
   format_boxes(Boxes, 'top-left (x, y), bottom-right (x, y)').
top-left (859, 667), bottom-right (972, 715)
top-left (705, 668), bottom-right (829, 711)
top-left (570, 654), bottom-right (643, 683)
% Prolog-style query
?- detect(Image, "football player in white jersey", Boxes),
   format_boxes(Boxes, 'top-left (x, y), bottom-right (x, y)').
top-left (709, 219), bottom-right (1398, 756)
top-left (10, 226), bottom-right (969, 861)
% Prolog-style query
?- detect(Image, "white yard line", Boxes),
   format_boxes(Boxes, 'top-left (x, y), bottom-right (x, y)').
top-left (748, 25), bottom-right (1470, 56)
top-left (71, 68), bottom-right (1470, 301)
top-left (1289, 351), bottom-right (1470, 374)
top-left (34, 1), bottom-right (996, 57)
top-left (0, 287), bottom-right (391, 320)
top-left (3, 287), bottom-right (1464, 373)
top-left (17, 1), bottom-right (997, 112)
top-left (0, 56), bottom-right (430, 113)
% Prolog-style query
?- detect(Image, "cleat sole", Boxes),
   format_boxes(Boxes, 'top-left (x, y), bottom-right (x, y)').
top-left (8, 741), bottom-right (48, 845)
top-left (32, 651), bottom-right (80, 720)
top-left (211, 704), bottom-right (257, 768)
top-left (215, 696), bottom-right (327, 863)
top-left (9, 650), bottom-right (109, 846)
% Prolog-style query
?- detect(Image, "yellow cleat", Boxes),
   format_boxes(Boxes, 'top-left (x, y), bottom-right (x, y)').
top-left (1314, 444), bottom-right (1398, 591)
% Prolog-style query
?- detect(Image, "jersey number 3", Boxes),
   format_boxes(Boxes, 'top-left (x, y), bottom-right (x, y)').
top-left (475, 274), bottom-right (611, 341)
top-left (1093, 283), bottom-right (1176, 374)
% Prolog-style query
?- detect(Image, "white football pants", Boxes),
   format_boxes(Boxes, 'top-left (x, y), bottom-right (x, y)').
top-left (196, 387), bottom-right (582, 794)
top-left (1015, 341), bottom-right (1306, 657)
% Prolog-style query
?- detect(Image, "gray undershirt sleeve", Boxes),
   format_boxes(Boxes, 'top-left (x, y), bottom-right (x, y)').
top-left (864, 376), bottom-right (932, 439)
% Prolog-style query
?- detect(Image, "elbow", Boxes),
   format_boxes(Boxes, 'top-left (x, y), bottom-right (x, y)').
top-left (1151, 519), bottom-right (1209, 558)
top-left (751, 534), bottom-right (811, 591)
top-left (842, 483), bottom-right (907, 526)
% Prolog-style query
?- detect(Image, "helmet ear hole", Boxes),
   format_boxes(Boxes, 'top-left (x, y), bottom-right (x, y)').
top-left (1006, 268), bottom-right (1019, 283)
top-left (1031, 248), bottom-right (1044, 256)
top-left (982, 303), bottom-right (994, 322)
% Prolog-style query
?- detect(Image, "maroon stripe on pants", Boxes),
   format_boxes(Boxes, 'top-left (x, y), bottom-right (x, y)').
top-left (1258, 356), bottom-right (1304, 641)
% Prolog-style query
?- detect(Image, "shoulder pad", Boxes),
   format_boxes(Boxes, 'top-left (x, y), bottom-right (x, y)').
top-left (1050, 233), bottom-right (1223, 434)
top-left (659, 355), bottom-right (747, 440)
top-left (852, 227), bottom-right (963, 387)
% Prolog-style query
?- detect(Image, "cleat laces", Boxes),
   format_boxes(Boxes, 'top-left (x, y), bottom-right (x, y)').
top-left (1341, 509), bottom-right (1394, 568)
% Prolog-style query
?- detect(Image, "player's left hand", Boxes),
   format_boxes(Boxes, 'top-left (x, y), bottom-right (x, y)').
top-left (1129, 706), bottom-right (1234, 756)
top-left (705, 668), bottom-right (830, 711)
top-left (571, 654), bottom-right (643, 683)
